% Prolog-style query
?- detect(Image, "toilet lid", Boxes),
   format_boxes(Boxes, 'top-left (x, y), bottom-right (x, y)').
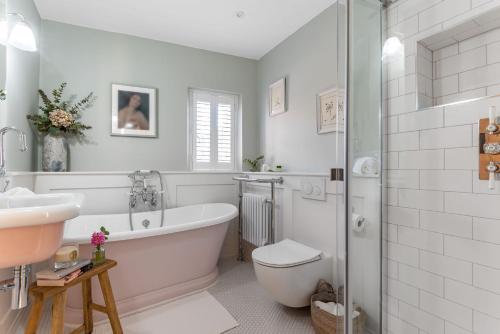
top-left (252, 239), bottom-right (322, 268)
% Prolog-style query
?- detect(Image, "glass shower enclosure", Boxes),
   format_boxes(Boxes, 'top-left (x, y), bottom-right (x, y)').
top-left (337, 0), bottom-right (384, 333)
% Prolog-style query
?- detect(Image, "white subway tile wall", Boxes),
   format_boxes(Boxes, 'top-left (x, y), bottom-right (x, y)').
top-left (384, 1), bottom-right (500, 333)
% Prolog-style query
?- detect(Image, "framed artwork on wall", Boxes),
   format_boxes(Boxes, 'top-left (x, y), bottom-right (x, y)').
top-left (111, 84), bottom-right (157, 137)
top-left (316, 88), bottom-right (344, 134)
top-left (269, 78), bottom-right (286, 116)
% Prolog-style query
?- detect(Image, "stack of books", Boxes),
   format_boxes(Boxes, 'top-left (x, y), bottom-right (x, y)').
top-left (36, 260), bottom-right (93, 287)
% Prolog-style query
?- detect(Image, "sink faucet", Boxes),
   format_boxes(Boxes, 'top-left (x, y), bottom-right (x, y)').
top-left (0, 127), bottom-right (28, 177)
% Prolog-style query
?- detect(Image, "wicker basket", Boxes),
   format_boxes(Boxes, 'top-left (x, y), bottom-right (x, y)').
top-left (310, 281), bottom-right (366, 334)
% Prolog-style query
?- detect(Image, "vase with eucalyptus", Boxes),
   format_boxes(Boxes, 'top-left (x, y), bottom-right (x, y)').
top-left (27, 83), bottom-right (95, 172)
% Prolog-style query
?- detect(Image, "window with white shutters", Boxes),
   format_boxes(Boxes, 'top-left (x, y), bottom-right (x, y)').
top-left (189, 89), bottom-right (239, 170)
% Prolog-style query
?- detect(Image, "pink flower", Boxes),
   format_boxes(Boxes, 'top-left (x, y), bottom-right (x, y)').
top-left (91, 231), bottom-right (106, 247)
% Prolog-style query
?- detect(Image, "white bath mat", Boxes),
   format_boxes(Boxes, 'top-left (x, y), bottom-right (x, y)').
top-left (93, 291), bottom-right (239, 334)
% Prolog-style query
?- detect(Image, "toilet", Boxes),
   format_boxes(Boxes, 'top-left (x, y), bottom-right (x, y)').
top-left (252, 239), bottom-right (333, 308)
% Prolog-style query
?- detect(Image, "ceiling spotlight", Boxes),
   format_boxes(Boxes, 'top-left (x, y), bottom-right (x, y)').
top-left (236, 11), bottom-right (245, 19)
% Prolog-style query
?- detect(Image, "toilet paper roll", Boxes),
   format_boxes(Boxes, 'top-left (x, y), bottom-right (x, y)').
top-left (352, 213), bottom-right (366, 232)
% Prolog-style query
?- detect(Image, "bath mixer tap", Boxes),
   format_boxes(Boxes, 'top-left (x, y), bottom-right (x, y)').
top-left (127, 170), bottom-right (165, 230)
top-left (129, 178), bottom-right (159, 208)
top-left (0, 127), bottom-right (28, 177)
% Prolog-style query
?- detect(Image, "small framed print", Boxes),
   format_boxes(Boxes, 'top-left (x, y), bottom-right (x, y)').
top-left (269, 78), bottom-right (286, 116)
top-left (111, 84), bottom-right (157, 137)
top-left (317, 88), bottom-right (344, 134)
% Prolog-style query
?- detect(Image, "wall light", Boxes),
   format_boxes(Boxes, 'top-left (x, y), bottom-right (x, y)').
top-left (7, 13), bottom-right (37, 52)
top-left (0, 13), bottom-right (37, 52)
top-left (382, 36), bottom-right (403, 63)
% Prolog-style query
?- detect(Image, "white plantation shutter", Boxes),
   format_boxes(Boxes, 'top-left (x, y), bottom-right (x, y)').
top-left (195, 99), bottom-right (211, 163)
top-left (190, 89), bottom-right (239, 170)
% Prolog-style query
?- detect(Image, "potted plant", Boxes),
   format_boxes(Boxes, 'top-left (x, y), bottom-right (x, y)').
top-left (27, 83), bottom-right (94, 172)
top-left (243, 155), bottom-right (264, 172)
top-left (91, 226), bottom-right (110, 265)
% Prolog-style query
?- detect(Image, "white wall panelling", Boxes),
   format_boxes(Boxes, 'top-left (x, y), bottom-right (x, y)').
top-left (26, 170), bottom-right (339, 263)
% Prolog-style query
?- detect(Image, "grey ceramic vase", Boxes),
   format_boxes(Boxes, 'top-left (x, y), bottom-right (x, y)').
top-left (42, 135), bottom-right (68, 172)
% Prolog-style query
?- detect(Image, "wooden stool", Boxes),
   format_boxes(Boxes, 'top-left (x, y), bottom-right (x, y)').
top-left (25, 259), bottom-right (123, 334)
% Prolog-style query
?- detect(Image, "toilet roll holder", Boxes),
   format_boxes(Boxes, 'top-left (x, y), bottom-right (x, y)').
top-left (351, 213), bottom-right (366, 233)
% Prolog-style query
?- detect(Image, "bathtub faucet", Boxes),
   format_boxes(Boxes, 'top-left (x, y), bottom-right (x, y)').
top-left (128, 177), bottom-right (159, 208)
top-left (128, 170), bottom-right (165, 230)
top-left (129, 170), bottom-right (163, 208)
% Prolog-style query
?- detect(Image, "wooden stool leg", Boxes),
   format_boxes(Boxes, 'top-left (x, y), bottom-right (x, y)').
top-left (51, 290), bottom-right (67, 334)
top-left (82, 279), bottom-right (93, 334)
top-left (98, 271), bottom-right (123, 334)
top-left (25, 294), bottom-right (43, 334)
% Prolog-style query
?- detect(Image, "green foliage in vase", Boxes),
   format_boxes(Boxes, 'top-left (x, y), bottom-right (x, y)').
top-left (243, 155), bottom-right (264, 172)
top-left (27, 82), bottom-right (95, 137)
top-left (0, 89), bottom-right (5, 101)
top-left (100, 226), bottom-right (110, 240)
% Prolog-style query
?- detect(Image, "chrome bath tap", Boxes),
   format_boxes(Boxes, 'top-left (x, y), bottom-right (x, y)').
top-left (127, 170), bottom-right (165, 230)
top-left (129, 178), bottom-right (158, 208)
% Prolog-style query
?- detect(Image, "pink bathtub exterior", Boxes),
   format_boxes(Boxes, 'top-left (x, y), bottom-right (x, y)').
top-left (62, 203), bottom-right (237, 325)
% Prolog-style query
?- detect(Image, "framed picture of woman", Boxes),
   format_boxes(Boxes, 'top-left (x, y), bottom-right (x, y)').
top-left (111, 84), bottom-right (157, 137)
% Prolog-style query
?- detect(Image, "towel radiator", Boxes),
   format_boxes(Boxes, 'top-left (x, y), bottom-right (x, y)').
top-left (233, 175), bottom-right (284, 261)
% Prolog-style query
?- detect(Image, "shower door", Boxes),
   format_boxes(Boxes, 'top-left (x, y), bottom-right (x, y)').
top-left (337, 0), bottom-right (384, 333)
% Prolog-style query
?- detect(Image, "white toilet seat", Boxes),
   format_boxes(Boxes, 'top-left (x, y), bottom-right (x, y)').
top-left (252, 239), bottom-right (322, 268)
top-left (252, 239), bottom-right (333, 307)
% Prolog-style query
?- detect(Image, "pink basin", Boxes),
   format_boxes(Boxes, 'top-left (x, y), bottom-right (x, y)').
top-left (0, 223), bottom-right (65, 268)
top-left (0, 193), bottom-right (83, 269)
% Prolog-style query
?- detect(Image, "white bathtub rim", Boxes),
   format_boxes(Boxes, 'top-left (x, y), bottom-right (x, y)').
top-left (63, 203), bottom-right (238, 244)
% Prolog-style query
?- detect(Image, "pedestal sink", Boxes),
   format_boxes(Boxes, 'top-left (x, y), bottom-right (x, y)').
top-left (0, 193), bottom-right (83, 269)
top-left (0, 192), bottom-right (83, 309)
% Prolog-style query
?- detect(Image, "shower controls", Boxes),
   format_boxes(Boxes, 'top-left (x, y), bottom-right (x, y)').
top-left (479, 109), bottom-right (500, 190)
top-left (487, 162), bottom-right (499, 190)
top-left (484, 142), bottom-right (500, 155)
top-left (487, 106), bottom-right (499, 134)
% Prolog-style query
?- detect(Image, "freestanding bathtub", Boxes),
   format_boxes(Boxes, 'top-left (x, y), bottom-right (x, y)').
top-left (62, 203), bottom-right (238, 325)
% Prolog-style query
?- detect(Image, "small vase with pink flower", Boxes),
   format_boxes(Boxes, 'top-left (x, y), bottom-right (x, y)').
top-left (91, 226), bottom-right (109, 266)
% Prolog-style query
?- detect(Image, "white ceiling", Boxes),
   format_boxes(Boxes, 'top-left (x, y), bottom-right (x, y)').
top-left (33, 0), bottom-right (336, 60)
